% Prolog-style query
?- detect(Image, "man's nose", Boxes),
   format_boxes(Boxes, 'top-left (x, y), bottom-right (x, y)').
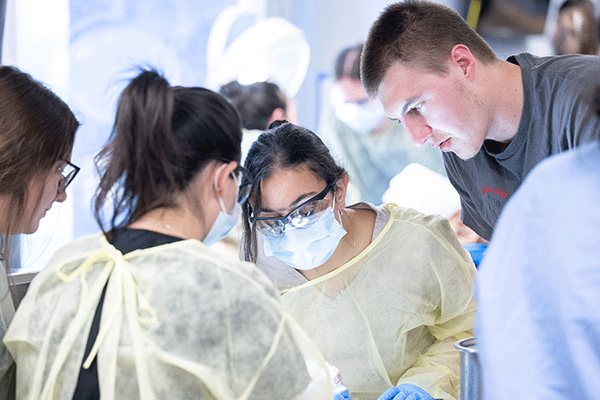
top-left (403, 117), bottom-right (432, 146)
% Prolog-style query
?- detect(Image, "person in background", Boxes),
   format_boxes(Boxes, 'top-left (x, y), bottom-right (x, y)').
top-left (361, 0), bottom-right (600, 241)
top-left (0, 65), bottom-right (80, 400)
top-left (319, 43), bottom-right (445, 204)
top-left (4, 69), bottom-right (332, 400)
top-left (241, 121), bottom-right (477, 400)
top-left (475, 86), bottom-right (600, 399)
top-left (220, 80), bottom-right (297, 161)
top-left (383, 163), bottom-right (488, 268)
top-left (552, 0), bottom-right (598, 56)
top-left (218, 80), bottom-right (299, 259)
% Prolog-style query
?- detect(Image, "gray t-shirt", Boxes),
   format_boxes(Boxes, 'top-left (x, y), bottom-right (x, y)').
top-left (444, 52), bottom-right (600, 240)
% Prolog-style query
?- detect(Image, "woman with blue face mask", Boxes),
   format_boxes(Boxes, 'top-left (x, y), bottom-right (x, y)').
top-left (241, 121), bottom-right (478, 400)
top-left (4, 70), bottom-right (333, 400)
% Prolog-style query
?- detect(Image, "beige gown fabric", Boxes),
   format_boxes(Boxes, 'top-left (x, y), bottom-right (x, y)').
top-left (4, 234), bottom-right (331, 400)
top-left (0, 259), bottom-right (16, 400)
top-left (257, 203), bottom-right (477, 400)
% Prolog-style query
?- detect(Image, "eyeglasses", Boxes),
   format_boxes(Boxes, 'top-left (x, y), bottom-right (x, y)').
top-left (251, 182), bottom-right (334, 236)
top-left (57, 160), bottom-right (80, 194)
top-left (233, 165), bottom-right (252, 204)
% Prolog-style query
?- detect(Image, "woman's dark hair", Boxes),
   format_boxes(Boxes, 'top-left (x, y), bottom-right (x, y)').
top-left (219, 80), bottom-right (287, 130)
top-left (94, 69), bottom-right (243, 236)
top-left (0, 65), bottom-right (79, 271)
top-left (554, 0), bottom-right (598, 55)
top-left (335, 43), bottom-right (363, 81)
top-left (241, 120), bottom-right (346, 262)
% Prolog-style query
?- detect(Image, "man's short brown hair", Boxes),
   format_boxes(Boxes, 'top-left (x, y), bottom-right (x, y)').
top-left (361, 0), bottom-right (497, 96)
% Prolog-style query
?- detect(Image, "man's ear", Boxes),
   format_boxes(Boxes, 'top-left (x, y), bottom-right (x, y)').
top-left (450, 44), bottom-right (476, 80)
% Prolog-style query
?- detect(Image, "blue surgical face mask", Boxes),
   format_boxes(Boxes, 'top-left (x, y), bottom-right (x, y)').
top-left (262, 206), bottom-right (347, 270)
top-left (203, 197), bottom-right (240, 246)
top-left (203, 164), bottom-right (241, 247)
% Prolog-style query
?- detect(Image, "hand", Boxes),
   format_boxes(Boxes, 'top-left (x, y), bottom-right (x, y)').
top-left (333, 386), bottom-right (353, 400)
top-left (377, 384), bottom-right (433, 400)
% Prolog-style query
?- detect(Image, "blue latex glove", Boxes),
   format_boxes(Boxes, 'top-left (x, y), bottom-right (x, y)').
top-left (377, 384), bottom-right (434, 400)
top-left (333, 387), bottom-right (353, 400)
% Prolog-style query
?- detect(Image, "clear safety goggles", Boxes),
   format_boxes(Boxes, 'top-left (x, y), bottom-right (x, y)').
top-left (251, 182), bottom-right (334, 237)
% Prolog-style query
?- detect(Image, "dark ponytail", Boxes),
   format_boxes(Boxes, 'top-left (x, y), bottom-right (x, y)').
top-left (94, 68), bottom-right (242, 236)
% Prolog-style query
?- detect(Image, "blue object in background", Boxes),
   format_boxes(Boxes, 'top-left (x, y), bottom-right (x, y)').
top-left (462, 243), bottom-right (488, 268)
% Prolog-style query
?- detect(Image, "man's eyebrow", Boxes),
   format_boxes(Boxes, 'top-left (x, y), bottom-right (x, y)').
top-left (401, 95), bottom-right (420, 116)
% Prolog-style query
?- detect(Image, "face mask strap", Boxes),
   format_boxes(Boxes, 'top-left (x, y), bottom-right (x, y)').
top-left (213, 163), bottom-right (230, 214)
top-left (337, 208), bottom-right (344, 230)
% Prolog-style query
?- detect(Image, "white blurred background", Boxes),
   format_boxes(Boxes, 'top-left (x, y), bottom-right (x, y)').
top-left (1, 0), bottom-right (592, 272)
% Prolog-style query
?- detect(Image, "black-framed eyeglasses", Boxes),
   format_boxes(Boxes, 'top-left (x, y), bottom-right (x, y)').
top-left (250, 182), bottom-right (335, 236)
top-left (57, 160), bottom-right (80, 194)
top-left (233, 165), bottom-right (252, 204)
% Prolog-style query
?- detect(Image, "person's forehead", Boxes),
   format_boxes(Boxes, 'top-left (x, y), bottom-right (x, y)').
top-left (378, 63), bottom-right (426, 114)
top-left (260, 166), bottom-right (325, 210)
top-left (378, 62), bottom-right (446, 115)
top-left (560, 8), bottom-right (580, 28)
top-left (337, 77), bottom-right (367, 102)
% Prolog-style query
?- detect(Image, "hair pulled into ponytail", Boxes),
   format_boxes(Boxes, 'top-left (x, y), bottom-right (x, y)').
top-left (94, 68), bottom-right (243, 235)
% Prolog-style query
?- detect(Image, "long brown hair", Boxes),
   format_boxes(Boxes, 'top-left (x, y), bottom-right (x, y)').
top-left (0, 66), bottom-right (79, 271)
top-left (94, 69), bottom-right (243, 237)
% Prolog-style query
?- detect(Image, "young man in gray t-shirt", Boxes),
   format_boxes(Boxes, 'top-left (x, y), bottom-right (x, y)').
top-left (361, 0), bottom-right (600, 240)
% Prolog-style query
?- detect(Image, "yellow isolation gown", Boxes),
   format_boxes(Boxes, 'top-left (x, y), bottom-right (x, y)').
top-left (255, 203), bottom-right (477, 400)
top-left (4, 234), bottom-right (331, 400)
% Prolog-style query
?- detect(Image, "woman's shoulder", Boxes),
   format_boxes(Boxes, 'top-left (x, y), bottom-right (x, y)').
top-left (350, 202), bottom-right (449, 234)
top-left (38, 236), bottom-right (279, 300)
top-left (143, 240), bottom-right (281, 298)
top-left (38, 233), bottom-right (106, 274)
top-left (358, 204), bottom-right (466, 261)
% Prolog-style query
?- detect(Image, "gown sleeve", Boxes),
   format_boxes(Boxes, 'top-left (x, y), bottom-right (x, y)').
top-left (396, 215), bottom-right (478, 400)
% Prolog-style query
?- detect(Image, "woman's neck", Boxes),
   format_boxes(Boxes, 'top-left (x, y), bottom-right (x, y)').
top-left (129, 206), bottom-right (204, 240)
